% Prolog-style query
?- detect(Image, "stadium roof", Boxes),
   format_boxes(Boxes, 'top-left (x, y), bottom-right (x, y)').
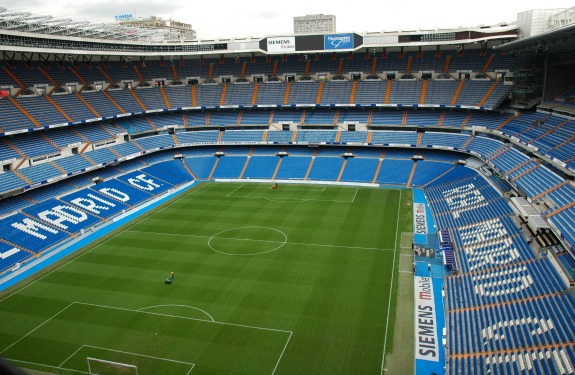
top-left (494, 22), bottom-right (575, 56)
top-left (0, 7), bottom-right (180, 42)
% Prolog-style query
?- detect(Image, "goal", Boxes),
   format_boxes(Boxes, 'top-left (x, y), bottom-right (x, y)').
top-left (287, 178), bottom-right (312, 186)
top-left (87, 357), bottom-right (138, 375)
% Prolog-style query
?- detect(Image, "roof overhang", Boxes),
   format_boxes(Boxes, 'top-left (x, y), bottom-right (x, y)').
top-left (494, 23), bottom-right (575, 55)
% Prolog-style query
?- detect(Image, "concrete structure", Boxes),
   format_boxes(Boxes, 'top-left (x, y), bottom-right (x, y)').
top-left (119, 16), bottom-right (197, 40)
top-left (517, 7), bottom-right (575, 38)
top-left (293, 14), bottom-right (336, 34)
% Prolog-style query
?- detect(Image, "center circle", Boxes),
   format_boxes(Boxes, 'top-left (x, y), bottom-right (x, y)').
top-left (208, 226), bottom-right (288, 255)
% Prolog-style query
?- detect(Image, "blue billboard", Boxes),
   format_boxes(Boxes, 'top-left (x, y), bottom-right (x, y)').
top-left (324, 34), bottom-right (354, 50)
top-left (114, 13), bottom-right (133, 20)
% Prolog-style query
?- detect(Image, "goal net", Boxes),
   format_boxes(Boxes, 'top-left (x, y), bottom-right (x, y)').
top-left (87, 357), bottom-right (138, 375)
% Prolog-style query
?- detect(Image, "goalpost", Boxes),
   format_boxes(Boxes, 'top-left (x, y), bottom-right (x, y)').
top-left (287, 178), bottom-right (312, 186)
top-left (87, 357), bottom-right (138, 375)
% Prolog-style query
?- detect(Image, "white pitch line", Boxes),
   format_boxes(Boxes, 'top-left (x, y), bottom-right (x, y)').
top-left (0, 229), bottom-right (126, 306)
top-left (137, 304), bottom-right (215, 322)
top-left (74, 301), bottom-right (293, 335)
top-left (231, 195), bottom-right (355, 203)
top-left (351, 187), bottom-right (359, 203)
top-left (126, 230), bottom-right (396, 252)
top-left (265, 198), bottom-right (305, 203)
top-left (6, 358), bottom-right (88, 374)
top-left (280, 186), bottom-right (326, 192)
top-left (271, 331), bottom-right (293, 375)
top-left (226, 183), bottom-right (246, 197)
top-left (150, 182), bottom-right (208, 216)
top-left (84, 344), bottom-right (196, 366)
top-left (1, 302), bottom-right (74, 355)
top-left (0, 183), bottom-right (207, 306)
top-left (380, 189), bottom-right (402, 374)
top-left (58, 345), bottom-right (86, 368)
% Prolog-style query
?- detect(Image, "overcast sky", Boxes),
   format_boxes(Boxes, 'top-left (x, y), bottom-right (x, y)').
top-left (4, 0), bottom-right (575, 39)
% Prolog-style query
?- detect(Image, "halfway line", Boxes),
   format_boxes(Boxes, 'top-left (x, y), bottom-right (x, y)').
top-left (126, 230), bottom-right (395, 252)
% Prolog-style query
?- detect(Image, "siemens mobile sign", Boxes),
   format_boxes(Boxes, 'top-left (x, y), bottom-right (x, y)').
top-left (415, 276), bottom-right (439, 362)
top-left (267, 37), bottom-right (296, 53)
top-left (324, 34), bottom-right (354, 50)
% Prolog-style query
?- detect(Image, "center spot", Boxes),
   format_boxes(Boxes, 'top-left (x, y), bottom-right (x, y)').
top-left (208, 226), bottom-right (287, 255)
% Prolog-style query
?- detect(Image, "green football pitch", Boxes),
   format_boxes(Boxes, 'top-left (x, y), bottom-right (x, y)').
top-left (0, 182), bottom-right (413, 374)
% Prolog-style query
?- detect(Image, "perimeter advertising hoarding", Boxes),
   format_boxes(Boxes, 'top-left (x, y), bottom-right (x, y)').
top-left (413, 203), bottom-right (428, 235)
top-left (267, 37), bottom-right (296, 53)
top-left (324, 33), bottom-right (354, 50)
top-left (414, 276), bottom-right (439, 362)
top-left (262, 33), bottom-right (362, 53)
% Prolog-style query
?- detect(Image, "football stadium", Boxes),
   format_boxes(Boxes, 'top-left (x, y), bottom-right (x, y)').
top-left (0, 4), bottom-right (575, 375)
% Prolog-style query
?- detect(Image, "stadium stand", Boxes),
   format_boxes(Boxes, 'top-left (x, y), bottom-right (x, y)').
top-left (2, 17), bottom-right (575, 375)
top-left (53, 153), bottom-right (95, 173)
top-left (274, 156), bottom-right (312, 180)
top-left (254, 82), bottom-right (286, 105)
top-left (0, 241), bottom-right (30, 273)
top-left (241, 156), bottom-right (278, 179)
top-left (307, 157), bottom-right (344, 181)
top-left (0, 212), bottom-right (70, 252)
top-left (183, 157), bottom-right (217, 179)
top-left (340, 157), bottom-right (379, 182)
top-left (90, 178), bottom-right (154, 206)
top-left (59, 189), bottom-right (131, 219)
top-left (210, 156), bottom-right (247, 179)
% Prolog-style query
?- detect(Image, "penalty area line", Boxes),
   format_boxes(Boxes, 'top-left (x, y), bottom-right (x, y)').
top-left (84, 344), bottom-right (196, 366)
top-left (351, 188), bottom-right (359, 203)
top-left (0, 182), bottom-right (208, 306)
top-left (226, 183), bottom-right (246, 197)
top-left (1, 302), bottom-right (75, 355)
top-left (73, 301), bottom-right (293, 335)
top-left (6, 358), bottom-right (87, 375)
top-left (272, 331), bottom-right (293, 375)
top-left (59, 345), bottom-right (86, 368)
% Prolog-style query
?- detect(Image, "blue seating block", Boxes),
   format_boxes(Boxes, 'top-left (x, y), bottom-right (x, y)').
top-left (116, 171), bottom-right (173, 195)
top-left (0, 213), bottom-right (69, 252)
top-left (59, 189), bottom-right (130, 219)
top-left (242, 156), bottom-right (278, 179)
top-left (141, 161), bottom-right (194, 184)
top-left (22, 198), bottom-right (101, 235)
top-left (0, 242), bottom-right (31, 273)
top-left (90, 179), bottom-right (153, 206)
top-left (211, 156), bottom-right (247, 179)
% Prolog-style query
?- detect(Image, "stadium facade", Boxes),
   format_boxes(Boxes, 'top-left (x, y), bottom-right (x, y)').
top-left (293, 14), bottom-right (336, 34)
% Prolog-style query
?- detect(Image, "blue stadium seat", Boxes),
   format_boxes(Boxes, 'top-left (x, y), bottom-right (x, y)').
top-left (59, 189), bottom-right (130, 219)
top-left (115, 171), bottom-right (173, 194)
top-left (0, 241), bottom-right (32, 273)
top-left (0, 213), bottom-right (70, 252)
top-left (90, 178), bottom-right (154, 206)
